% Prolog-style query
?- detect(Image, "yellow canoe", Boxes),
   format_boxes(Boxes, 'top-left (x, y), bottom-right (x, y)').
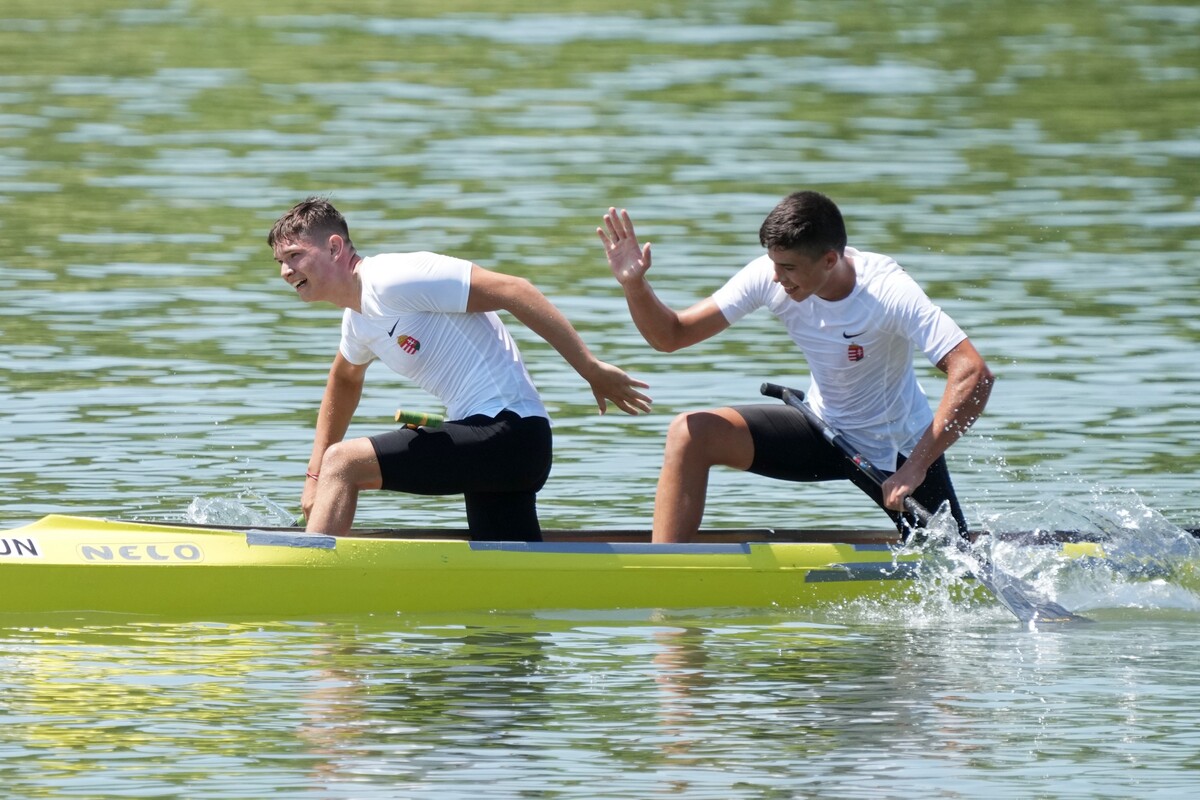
top-left (0, 514), bottom-right (1141, 618)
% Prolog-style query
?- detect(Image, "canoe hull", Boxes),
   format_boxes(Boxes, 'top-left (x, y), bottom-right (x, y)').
top-left (2, 515), bottom-right (937, 617)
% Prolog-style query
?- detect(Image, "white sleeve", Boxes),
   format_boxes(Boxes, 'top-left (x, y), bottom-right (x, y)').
top-left (710, 255), bottom-right (777, 324)
top-left (887, 270), bottom-right (966, 365)
top-left (339, 310), bottom-right (375, 365)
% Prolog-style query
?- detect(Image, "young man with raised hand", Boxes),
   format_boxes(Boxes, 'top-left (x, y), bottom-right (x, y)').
top-left (598, 191), bottom-right (993, 542)
top-left (271, 197), bottom-right (651, 541)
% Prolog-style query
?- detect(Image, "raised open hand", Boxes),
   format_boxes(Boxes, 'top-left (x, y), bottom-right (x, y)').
top-left (597, 208), bottom-right (652, 286)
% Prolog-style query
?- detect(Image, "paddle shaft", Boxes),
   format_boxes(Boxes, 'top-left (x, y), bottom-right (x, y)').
top-left (759, 382), bottom-right (931, 526)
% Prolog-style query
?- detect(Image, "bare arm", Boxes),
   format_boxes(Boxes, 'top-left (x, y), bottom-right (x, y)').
top-left (466, 265), bottom-right (651, 415)
top-left (882, 339), bottom-right (995, 510)
top-left (597, 208), bottom-right (730, 352)
top-left (302, 353), bottom-right (369, 517)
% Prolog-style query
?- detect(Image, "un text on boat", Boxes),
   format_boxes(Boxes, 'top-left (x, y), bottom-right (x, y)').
top-left (0, 537), bottom-right (41, 558)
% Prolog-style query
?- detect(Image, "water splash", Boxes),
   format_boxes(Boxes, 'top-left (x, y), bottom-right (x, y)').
top-left (830, 506), bottom-right (1011, 626)
top-left (185, 489), bottom-right (298, 527)
top-left (831, 493), bottom-right (1200, 623)
top-left (1028, 495), bottom-right (1200, 612)
top-left (970, 493), bottom-right (1199, 614)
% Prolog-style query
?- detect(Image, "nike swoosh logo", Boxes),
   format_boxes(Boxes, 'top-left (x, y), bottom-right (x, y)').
top-left (842, 330), bottom-right (866, 339)
top-left (388, 319), bottom-right (401, 336)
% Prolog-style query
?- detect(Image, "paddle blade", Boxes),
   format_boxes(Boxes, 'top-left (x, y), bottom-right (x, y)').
top-left (972, 557), bottom-right (1090, 625)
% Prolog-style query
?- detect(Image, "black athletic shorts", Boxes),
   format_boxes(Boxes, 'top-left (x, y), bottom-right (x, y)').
top-left (732, 403), bottom-right (968, 536)
top-left (369, 410), bottom-right (552, 542)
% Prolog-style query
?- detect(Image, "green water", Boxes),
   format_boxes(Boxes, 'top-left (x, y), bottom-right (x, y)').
top-left (2, 1), bottom-right (1199, 796)
top-left (4, 608), bottom-right (1200, 798)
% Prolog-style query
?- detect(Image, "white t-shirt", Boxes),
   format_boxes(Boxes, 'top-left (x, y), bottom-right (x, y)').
top-left (712, 247), bottom-right (966, 470)
top-left (339, 252), bottom-right (548, 421)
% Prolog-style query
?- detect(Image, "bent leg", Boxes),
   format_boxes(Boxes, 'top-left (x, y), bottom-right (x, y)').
top-left (464, 491), bottom-right (542, 542)
top-left (653, 408), bottom-right (754, 543)
top-left (372, 411), bottom-right (551, 542)
top-left (461, 414), bottom-right (552, 542)
top-left (307, 437), bottom-right (383, 535)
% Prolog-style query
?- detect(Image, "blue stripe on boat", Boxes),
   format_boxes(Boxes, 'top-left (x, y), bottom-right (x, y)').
top-left (805, 562), bottom-right (919, 582)
top-left (246, 530), bottom-right (337, 549)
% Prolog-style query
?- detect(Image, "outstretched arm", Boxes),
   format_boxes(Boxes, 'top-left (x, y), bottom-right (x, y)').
top-left (597, 208), bottom-right (730, 352)
top-left (882, 339), bottom-right (994, 510)
top-left (466, 265), bottom-right (652, 416)
top-left (302, 353), bottom-right (369, 518)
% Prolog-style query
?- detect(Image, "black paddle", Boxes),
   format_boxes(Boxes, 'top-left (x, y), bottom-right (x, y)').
top-left (760, 382), bottom-right (1087, 625)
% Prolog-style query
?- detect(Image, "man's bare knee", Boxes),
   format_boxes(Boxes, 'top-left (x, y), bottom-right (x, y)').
top-left (319, 439), bottom-right (379, 485)
top-left (319, 441), bottom-right (353, 475)
top-left (666, 411), bottom-right (732, 458)
top-left (664, 409), bottom-right (752, 471)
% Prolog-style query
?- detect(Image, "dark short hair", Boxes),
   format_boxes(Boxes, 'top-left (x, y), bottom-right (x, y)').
top-left (268, 197), bottom-right (353, 248)
top-left (758, 191), bottom-right (847, 257)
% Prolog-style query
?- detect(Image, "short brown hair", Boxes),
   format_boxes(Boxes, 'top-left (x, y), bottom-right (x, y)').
top-left (268, 197), bottom-right (353, 248)
top-left (758, 191), bottom-right (847, 257)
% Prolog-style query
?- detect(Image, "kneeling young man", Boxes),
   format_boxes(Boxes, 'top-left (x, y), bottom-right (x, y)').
top-left (272, 197), bottom-right (651, 540)
top-left (598, 191), bottom-right (993, 542)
